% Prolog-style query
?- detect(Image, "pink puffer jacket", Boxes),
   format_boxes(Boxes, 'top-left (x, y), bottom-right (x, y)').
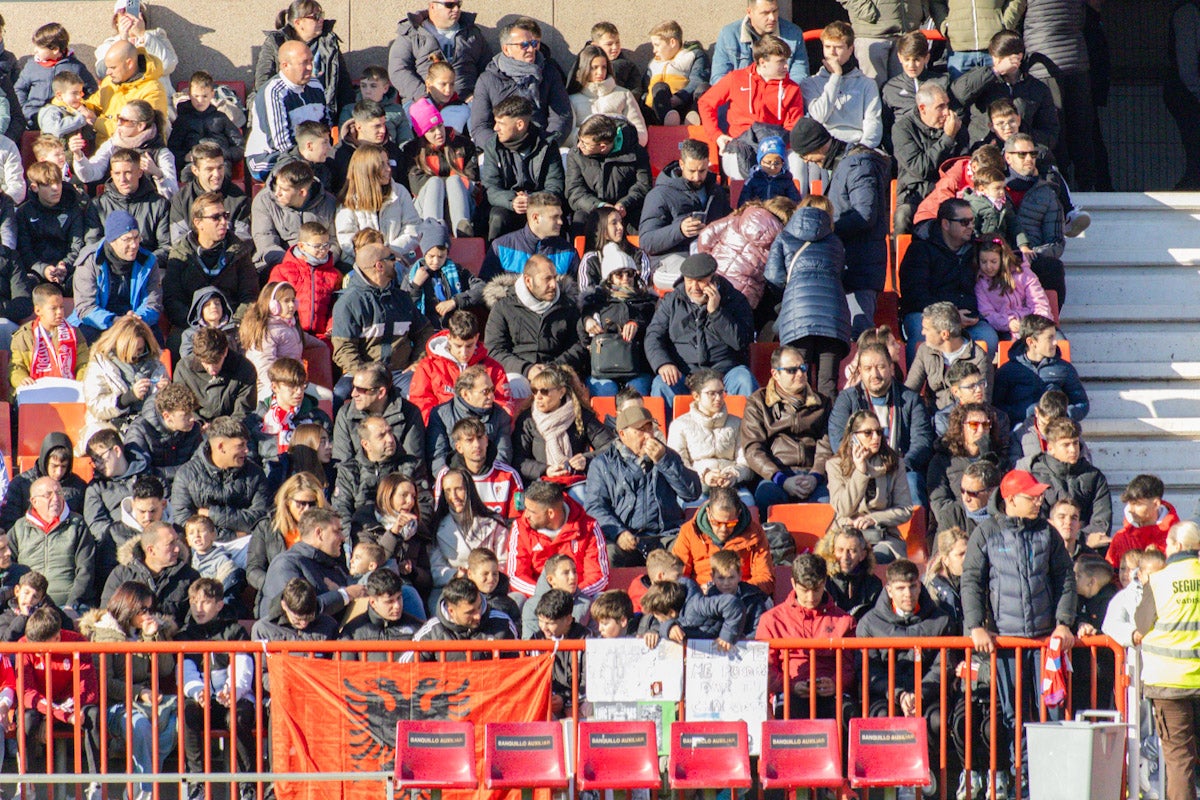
top-left (695, 206), bottom-right (784, 309)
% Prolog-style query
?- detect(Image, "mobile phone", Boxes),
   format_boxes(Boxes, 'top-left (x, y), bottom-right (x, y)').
top-left (125, 0), bottom-right (141, 18)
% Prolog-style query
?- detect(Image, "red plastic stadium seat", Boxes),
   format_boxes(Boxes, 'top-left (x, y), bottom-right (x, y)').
top-left (483, 722), bottom-right (569, 790)
top-left (449, 237), bottom-right (486, 277)
top-left (767, 503), bottom-right (836, 554)
top-left (0, 402), bottom-right (12, 479)
top-left (590, 395), bottom-right (667, 431)
top-left (848, 717), bottom-right (929, 789)
top-left (672, 394), bottom-right (746, 419)
top-left (899, 506), bottom-right (928, 563)
top-left (759, 719), bottom-right (844, 790)
top-left (19, 131), bottom-right (39, 170)
top-left (646, 125), bottom-right (690, 178)
top-left (302, 343), bottom-right (333, 390)
top-left (17, 402), bottom-right (90, 480)
top-left (668, 721), bottom-right (752, 790)
top-left (750, 341), bottom-right (779, 387)
top-left (394, 720), bottom-right (477, 790)
top-left (577, 721), bottom-right (661, 791)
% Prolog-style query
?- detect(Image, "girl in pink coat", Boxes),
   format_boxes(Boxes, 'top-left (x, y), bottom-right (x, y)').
top-left (240, 281), bottom-right (324, 399)
top-left (974, 237), bottom-right (1052, 338)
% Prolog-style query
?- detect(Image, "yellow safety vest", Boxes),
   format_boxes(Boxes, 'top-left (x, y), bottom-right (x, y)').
top-left (1142, 554), bottom-right (1200, 689)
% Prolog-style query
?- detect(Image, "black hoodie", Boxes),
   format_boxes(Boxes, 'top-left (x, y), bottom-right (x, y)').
top-left (0, 432), bottom-right (87, 529)
top-left (84, 175), bottom-right (172, 263)
top-left (857, 585), bottom-right (955, 704)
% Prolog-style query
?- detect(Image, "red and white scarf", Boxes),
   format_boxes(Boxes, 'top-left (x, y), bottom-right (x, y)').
top-left (30, 323), bottom-right (78, 381)
top-left (260, 402), bottom-right (296, 452)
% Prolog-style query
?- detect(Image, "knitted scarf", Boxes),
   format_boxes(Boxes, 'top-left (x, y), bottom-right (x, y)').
top-left (30, 322), bottom-right (77, 380)
top-left (494, 53), bottom-right (543, 106)
top-left (261, 400), bottom-right (296, 452)
top-left (533, 400), bottom-right (577, 469)
top-left (108, 124), bottom-right (158, 151)
top-left (515, 275), bottom-right (558, 314)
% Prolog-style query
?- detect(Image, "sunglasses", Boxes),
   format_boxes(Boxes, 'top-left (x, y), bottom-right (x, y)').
top-left (350, 384), bottom-right (380, 394)
top-left (507, 39), bottom-right (541, 50)
top-left (948, 217), bottom-right (975, 226)
top-left (432, 1), bottom-right (462, 7)
top-left (531, 387), bottom-right (559, 396)
top-left (965, 420), bottom-right (992, 430)
top-left (200, 212), bottom-right (231, 222)
top-left (961, 487), bottom-right (991, 499)
top-left (855, 429), bottom-right (883, 437)
top-left (774, 365), bottom-right (808, 375)
top-left (1009, 150), bottom-right (1038, 158)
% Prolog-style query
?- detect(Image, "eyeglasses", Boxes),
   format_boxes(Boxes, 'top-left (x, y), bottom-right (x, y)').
top-left (507, 38), bottom-right (541, 50)
top-left (299, 12), bottom-right (324, 21)
top-left (948, 217), bottom-right (975, 226)
top-left (431, 1), bottom-right (462, 7)
top-left (774, 365), bottom-right (808, 375)
top-left (1009, 151), bottom-right (1038, 158)
top-left (965, 420), bottom-right (992, 430)
top-left (303, 241), bottom-right (332, 252)
top-left (200, 212), bottom-right (231, 222)
top-left (959, 379), bottom-right (988, 392)
top-left (350, 384), bottom-right (380, 394)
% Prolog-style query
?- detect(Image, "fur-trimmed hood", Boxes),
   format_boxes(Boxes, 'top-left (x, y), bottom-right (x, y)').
top-left (79, 608), bottom-right (179, 641)
top-left (481, 272), bottom-right (580, 309)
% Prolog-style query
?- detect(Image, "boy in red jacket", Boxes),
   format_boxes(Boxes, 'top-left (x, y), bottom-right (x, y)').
top-left (268, 221), bottom-right (340, 344)
top-left (756, 553), bottom-right (856, 719)
top-left (19, 606), bottom-right (102, 787)
top-left (1106, 474), bottom-right (1179, 577)
top-left (506, 480), bottom-right (609, 599)
top-left (699, 34), bottom-right (804, 179)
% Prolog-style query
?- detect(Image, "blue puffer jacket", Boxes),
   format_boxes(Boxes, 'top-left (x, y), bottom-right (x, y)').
top-left (644, 273), bottom-right (754, 375)
top-left (765, 206), bottom-right (851, 347)
top-left (828, 146), bottom-right (891, 293)
top-left (584, 442), bottom-right (702, 542)
top-left (993, 339), bottom-right (1090, 425)
top-left (961, 497), bottom-right (1077, 637)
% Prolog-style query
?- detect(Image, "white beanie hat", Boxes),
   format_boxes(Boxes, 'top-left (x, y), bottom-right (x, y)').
top-left (600, 242), bottom-right (637, 282)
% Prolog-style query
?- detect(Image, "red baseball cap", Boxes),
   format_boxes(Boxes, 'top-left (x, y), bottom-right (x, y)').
top-left (999, 470), bottom-right (1051, 500)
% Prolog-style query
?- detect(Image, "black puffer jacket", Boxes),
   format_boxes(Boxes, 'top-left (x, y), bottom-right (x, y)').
top-left (638, 161), bottom-right (732, 257)
top-left (408, 595), bottom-right (517, 660)
top-left (163, 231), bottom-right (259, 331)
top-left (480, 126), bottom-right (565, 211)
top-left (857, 586), bottom-right (955, 704)
top-left (174, 349), bottom-right (258, 423)
top-left (82, 444), bottom-right (153, 569)
top-left (331, 391), bottom-right (426, 466)
top-left (564, 127), bottom-right (652, 221)
top-left (341, 606), bottom-right (424, 659)
top-left (483, 274), bottom-right (588, 378)
top-left (254, 20), bottom-right (354, 118)
top-left (333, 448), bottom-right (428, 527)
top-left (951, 64), bottom-right (1060, 149)
top-left (898, 218), bottom-right (978, 316)
top-left (169, 443), bottom-right (270, 541)
top-left (1023, 0), bottom-right (1089, 76)
top-left (827, 145), bottom-right (891, 293)
top-left (387, 10), bottom-right (492, 103)
top-left (644, 273), bottom-right (754, 375)
top-left (124, 404), bottom-right (205, 492)
top-left (84, 176), bottom-right (171, 262)
top-left (1021, 451), bottom-right (1112, 536)
top-left (101, 538), bottom-right (201, 625)
top-left (1, 432), bottom-right (86, 529)
top-left (168, 178), bottom-right (250, 245)
top-left (764, 206), bottom-right (851, 346)
top-left (578, 285), bottom-right (658, 380)
top-left (17, 188), bottom-right (86, 280)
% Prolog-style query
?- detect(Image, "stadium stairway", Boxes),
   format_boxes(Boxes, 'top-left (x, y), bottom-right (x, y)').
top-left (1061, 192), bottom-right (1200, 521)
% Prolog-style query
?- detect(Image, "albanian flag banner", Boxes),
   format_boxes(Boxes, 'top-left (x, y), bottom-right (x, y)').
top-left (268, 654), bottom-right (554, 800)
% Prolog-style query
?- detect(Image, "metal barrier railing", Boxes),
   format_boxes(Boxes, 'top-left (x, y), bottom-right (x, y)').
top-left (0, 635), bottom-right (1127, 800)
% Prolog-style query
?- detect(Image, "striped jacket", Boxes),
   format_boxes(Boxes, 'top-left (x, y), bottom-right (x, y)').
top-left (246, 75), bottom-right (329, 174)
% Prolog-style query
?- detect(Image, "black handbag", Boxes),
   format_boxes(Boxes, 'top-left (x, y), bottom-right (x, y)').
top-left (589, 333), bottom-right (638, 378)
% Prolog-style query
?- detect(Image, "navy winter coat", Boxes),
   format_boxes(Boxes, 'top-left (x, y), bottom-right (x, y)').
top-left (644, 274), bottom-right (754, 376)
top-left (828, 146), bottom-right (891, 293)
top-left (584, 442), bottom-right (702, 542)
top-left (638, 161), bottom-right (732, 257)
top-left (993, 339), bottom-right (1089, 425)
top-left (765, 206), bottom-right (851, 346)
top-left (829, 381), bottom-right (934, 476)
top-left (898, 218), bottom-right (978, 316)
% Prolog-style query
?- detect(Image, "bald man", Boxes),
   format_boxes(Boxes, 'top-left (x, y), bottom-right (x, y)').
top-left (246, 40), bottom-right (331, 178)
top-left (7, 476), bottom-right (94, 608)
top-left (86, 39), bottom-right (169, 145)
top-left (330, 242), bottom-right (435, 401)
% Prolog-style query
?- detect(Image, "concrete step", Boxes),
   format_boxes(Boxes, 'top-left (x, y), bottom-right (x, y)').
top-left (1064, 264), bottom-right (1200, 307)
top-left (1076, 362), bottom-right (1200, 382)
top-left (1064, 326), bottom-right (1200, 364)
top-left (1085, 387), bottom-right (1200, 418)
top-left (1058, 304), bottom-right (1197, 325)
top-left (1062, 210), bottom-right (1200, 267)
top-left (1088, 436), bottom-right (1200, 465)
top-left (1081, 416), bottom-right (1200, 439)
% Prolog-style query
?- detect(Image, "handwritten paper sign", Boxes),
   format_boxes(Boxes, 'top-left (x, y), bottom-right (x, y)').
top-left (684, 641), bottom-right (769, 754)
top-left (585, 638), bottom-right (684, 702)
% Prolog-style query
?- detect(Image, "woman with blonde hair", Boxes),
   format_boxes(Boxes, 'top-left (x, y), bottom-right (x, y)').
top-left (926, 525), bottom-right (970, 630)
top-left (82, 315), bottom-right (168, 434)
top-left (334, 143), bottom-right (422, 263)
top-left (513, 364), bottom-right (613, 487)
top-left (246, 471), bottom-right (327, 595)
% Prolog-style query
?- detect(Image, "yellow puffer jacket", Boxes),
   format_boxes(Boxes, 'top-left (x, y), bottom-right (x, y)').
top-left (86, 52), bottom-right (169, 145)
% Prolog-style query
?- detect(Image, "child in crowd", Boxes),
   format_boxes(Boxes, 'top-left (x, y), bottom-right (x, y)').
top-left (577, 206), bottom-right (652, 291)
top-left (644, 20), bottom-right (709, 126)
top-left (707, 549), bottom-right (773, 637)
top-left (403, 226), bottom-right (480, 328)
top-left (1073, 556), bottom-right (1118, 709)
top-left (1108, 474), bottom-right (1180, 575)
top-left (14, 23), bottom-right (96, 127)
top-left (288, 120), bottom-right (334, 188)
top-left (178, 578), bottom-right (255, 800)
top-left (640, 580), bottom-right (744, 651)
top-left (1116, 548), bottom-right (1141, 590)
top-left (185, 514), bottom-right (245, 607)
top-left (31, 132), bottom-right (82, 191)
top-left (10, 282), bottom-right (88, 394)
top-left (36, 71), bottom-right (94, 141)
top-left (880, 31), bottom-right (948, 146)
top-left (961, 166), bottom-right (1028, 251)
top-left (19, 606), bottom-right (100, 786)
top-left (1104, 548), bottom-right (1165, 646)
top-left (249, 358), bottom-right (332, 461)
top-left (738, 136), bottom-right (801, 206)
top-left (588, 22), bottom-right (646, 98)
top-left (800, 21), bottom-right (882, 148)
top-left (465, 547), bottom-right (520, 625)
top-left (629, 549), bottom-right (688, 612)
top-left (403, 100), bottom-right (480, 240)
top-left (252, 577), bottom-right (339, 646)
top-left (241, 281), bottom-right (323, 400)
top-left (269, 221), bottom-right (340, 343)
top-left (19, 162), bottom-right (86, 289)
top-left (341, 66), bottom-right (409, 144)
top-left (529, 588), bottom-right (590, 716)
top-left (1048, 497), bottom-right (1094, 561)
top-left (168, 70), bottom-right (245, 168)
top-left (591, 589), bottom-right (639, 638)
top-left (994, 314), bottom-right (1089, 426)
top-left (180, 286), bottom-right (239, 361)
top-left (974, 236), bottom-right (1051, 338)
top-left (0, 571), bottom-right (74, 642)
top-left (350, 542), bottom-right (387, 585)
top-left (0, 14), bottom-right (16, 89)
top-left (421, 62), bottom-right (470, 135)
top-left (521, 553), bottom-right (592, 638)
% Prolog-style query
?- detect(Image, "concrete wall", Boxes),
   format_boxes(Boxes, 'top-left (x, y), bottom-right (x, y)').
top-left (0, 0), bottom-right (779, 88)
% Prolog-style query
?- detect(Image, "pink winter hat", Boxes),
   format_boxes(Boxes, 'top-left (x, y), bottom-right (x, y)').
top-left (409, 98), bottom-right (444, 138)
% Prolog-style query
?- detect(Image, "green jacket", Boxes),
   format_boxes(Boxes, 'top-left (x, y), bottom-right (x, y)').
top-left (840, 0), bottom-right (930, 38)
top-left (932, 0), bottom-right (1027, 52)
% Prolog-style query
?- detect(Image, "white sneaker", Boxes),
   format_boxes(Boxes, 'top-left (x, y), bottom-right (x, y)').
top-left (1139, 758), bottom-right (1160, 799)
top-left (1065, 209), bottom-right (1091, 237)
top-left (662, 110), bottom-right (681, 126)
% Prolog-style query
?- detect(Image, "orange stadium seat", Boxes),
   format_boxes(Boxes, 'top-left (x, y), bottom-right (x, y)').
top-left (767, 503), bottom-right (836, 554)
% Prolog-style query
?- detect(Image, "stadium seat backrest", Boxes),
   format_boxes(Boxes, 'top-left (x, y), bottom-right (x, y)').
top-left (759, 719), bottom-right (844, 789)
top-left (767, 503), bottom-right (836, 554)
top-left (159, 349), bottom-right (172, 379)
top-left (590, 396), bottom-right (667, 433)
top-left (668, 721), bottom-right (752, 789)
top-left (394, 720), bottom-right (477, 789)
top-left (483, 722), bottom-right (569, 789)
top-left (673, 394), bottom-right (747, 419)
top-left (848, 717), bottom-right (929, 789)
top-left (302, 343), bottom-right (334, 390)
top-left (449, 237), bottom-right (486, 277)
top-left (647, 126), bottom-right (691, 178)
top-left (577, 721), bottom-right (661, 790)
top-left (898, 506), bottom-right (928, 562)
top-left (750, 342), bottom-right (779, 387)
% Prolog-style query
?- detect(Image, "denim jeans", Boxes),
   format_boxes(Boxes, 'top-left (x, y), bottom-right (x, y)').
top-left (947, 49), bottom-right (992, 80)
top-left (902, 312), bottom-right (999, 366)
top-left (108, 702), bottom-right (178, 792)
top-left (753, 476), bottom-right (830, 513)
top-left (651, 365), bottom-right (757, 407)
top-left (587, 374), bottom-right (654, 397)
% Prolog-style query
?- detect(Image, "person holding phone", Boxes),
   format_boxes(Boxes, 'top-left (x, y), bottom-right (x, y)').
top-left (827, 410), bottom-right (913, 564)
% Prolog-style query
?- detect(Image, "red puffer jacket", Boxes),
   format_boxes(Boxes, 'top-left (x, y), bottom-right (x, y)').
top-left (270, 246), bottom-right (342, 342)
top-left (756, 591), bottom-right (856, 694)
top-left (914, 156), bottom-right (970, 225)
top-left (696, 206), bottom-right (784, 309)
top-left (408, 330), bottom-right (514, 422)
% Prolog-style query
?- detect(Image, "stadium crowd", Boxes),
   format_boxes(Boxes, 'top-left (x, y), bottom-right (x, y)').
top-left (0, 1), bottom-right (1196, 799)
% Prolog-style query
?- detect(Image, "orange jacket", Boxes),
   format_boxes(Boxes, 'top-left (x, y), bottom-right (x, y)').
top-left (699, 63), bottom-right (803, 142)
top-left (672, 505), bottom-right (775, 595)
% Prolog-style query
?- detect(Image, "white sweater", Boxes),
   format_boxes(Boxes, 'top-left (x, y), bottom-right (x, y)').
top-left (800, 67), bottom-right (883, 149)
top-left (568, 78), bottom-right (649, 147)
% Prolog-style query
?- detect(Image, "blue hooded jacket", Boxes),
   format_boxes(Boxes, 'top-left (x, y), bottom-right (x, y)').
top-left (69, 242), bottom-right (161, 332)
